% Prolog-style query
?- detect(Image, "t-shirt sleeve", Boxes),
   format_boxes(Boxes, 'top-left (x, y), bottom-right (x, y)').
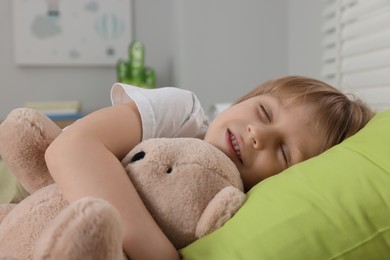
top-left (110, 83), bottom-right (209, 140)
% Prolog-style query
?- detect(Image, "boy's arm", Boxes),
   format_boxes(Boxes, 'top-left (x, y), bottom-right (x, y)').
top-left (45, 102), bottom-right (179, 260)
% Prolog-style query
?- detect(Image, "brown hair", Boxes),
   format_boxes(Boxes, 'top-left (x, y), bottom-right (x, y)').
top-left (234, 75), bottom-right (374, 152)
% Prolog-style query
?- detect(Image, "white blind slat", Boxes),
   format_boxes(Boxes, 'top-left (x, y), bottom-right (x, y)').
top-left (343, 7), bottom-right (390, 40)
top-left (342, 28), bottom-right (390, 57)
top-left (322, 17), bottom-right (338, 33)
top-left (342, 47), bottom-right (390, 73)
top-left (322, 0), bottom-right (338, 18)
top-left (321, 63), bottom-right (338, 78)
top-left (322, 46), bottom-right (337, 62)
top-left (352, 86), bottom-right (390, 111)
top-left (322, 33), bottom-right (338, 47)
top-left (342, 67), bottom-right (390, 89)
top-left (342, 0), bottom-right (390, 23)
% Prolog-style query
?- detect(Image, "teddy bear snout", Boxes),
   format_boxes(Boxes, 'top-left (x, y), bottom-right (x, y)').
top-left (130, 151), bottom-right (145, 162)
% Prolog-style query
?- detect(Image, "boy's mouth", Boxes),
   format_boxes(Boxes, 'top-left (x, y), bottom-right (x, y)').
top-left (227, 129), bottom-right (243, 164)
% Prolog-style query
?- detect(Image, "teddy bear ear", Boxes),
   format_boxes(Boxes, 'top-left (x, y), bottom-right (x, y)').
top-left (195, 186), bottom-right (246, 238)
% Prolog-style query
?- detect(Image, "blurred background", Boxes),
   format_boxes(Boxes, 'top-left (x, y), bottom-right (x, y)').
top-left (0, 0), bottom-right (325, 120)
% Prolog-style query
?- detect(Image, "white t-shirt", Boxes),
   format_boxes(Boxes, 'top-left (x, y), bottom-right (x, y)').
top-left (110, 83), bottom-right (209, 141)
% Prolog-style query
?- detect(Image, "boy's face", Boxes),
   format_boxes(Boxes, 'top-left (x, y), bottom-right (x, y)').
top-left (204, 94), bottom-right (323, 191)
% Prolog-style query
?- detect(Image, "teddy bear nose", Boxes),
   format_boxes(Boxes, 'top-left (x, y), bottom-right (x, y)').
top-left (131, 151), bottom-right (145, 162)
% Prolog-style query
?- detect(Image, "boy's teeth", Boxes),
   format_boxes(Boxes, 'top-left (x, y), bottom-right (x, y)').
top-left (230, 133), bottom-right (241, 157)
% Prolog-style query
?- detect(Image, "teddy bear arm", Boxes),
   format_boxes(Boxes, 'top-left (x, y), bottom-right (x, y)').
top-left (195, 186), bottom-right (246, 238)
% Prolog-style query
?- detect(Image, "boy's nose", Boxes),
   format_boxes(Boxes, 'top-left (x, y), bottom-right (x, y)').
top-left (247, 124), bottom-right (270, 150)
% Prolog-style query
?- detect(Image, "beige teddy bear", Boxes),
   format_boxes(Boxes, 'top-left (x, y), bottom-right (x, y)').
top-left (0, 108), bottom-right (245, 259)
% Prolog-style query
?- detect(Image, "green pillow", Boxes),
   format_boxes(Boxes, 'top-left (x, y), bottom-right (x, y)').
top-left (181, 109), bottom-right (390, 259)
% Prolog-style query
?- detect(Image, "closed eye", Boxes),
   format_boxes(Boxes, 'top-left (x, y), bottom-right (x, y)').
top-left (260, 104), bottom-right (288, 167)
top-left (280, 145), bottom-right (289, 167)
top-left (260, 105), bottom-right (271, 122)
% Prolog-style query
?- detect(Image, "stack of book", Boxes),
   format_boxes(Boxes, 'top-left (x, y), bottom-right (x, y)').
top-left (24, 101), bottom-right (83, 128)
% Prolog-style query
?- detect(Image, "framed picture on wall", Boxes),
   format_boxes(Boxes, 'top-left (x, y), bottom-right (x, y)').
top-left (12, 0), bottom-right (132, 66)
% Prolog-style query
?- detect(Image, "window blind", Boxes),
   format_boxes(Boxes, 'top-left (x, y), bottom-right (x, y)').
top-left (322, 0), bottom-right (390, 111)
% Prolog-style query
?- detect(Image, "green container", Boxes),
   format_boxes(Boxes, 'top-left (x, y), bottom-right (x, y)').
top-left (129, 41), bottom-right (145, 85)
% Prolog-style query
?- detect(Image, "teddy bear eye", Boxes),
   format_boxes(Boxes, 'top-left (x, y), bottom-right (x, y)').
top-left (167, 167), bottom-right (172, 174)
top-left (130, 151), bottom-right (145, 162)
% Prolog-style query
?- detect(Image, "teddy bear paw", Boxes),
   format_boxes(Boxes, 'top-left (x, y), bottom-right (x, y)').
top-left (33, 197), bottom-right (125, 260)
top-left (195, 186), bottom-right (246, 238)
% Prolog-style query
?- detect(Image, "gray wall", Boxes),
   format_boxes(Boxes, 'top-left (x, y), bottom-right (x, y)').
top-left (173, 0), bottom-right (288, 113)
top-left (288, 0), bottom-right (323, 79)
top-left (0, 0), bottom-right (323, 120)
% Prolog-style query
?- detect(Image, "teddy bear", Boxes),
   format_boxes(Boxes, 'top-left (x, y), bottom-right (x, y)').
top-left (0, 108), bottom-right (246, 260)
